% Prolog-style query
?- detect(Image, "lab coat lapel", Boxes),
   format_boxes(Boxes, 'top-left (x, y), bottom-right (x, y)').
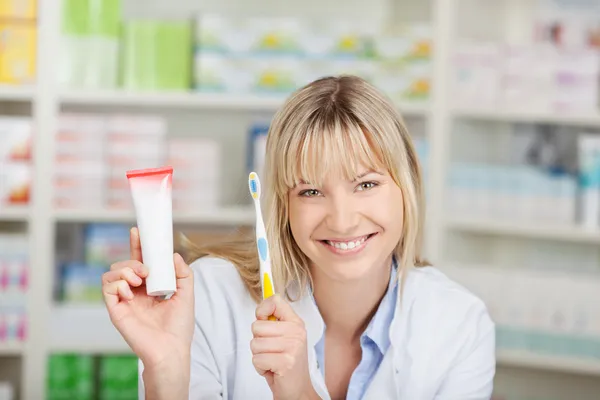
top-left (389, 267), bottom-right (421, 398)
top-left (289, 283), bottom-right (331, 400)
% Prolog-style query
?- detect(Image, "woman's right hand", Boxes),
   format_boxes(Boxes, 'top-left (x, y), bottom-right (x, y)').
top-left (102, 227), bottom-right (195, 375)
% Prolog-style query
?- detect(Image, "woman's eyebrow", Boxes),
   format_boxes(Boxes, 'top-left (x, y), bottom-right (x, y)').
top-left (353, 170), bottom-right (382, 181)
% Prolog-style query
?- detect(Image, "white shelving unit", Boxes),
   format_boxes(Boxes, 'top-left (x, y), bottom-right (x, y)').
top-left (446, 217), bottom-right (600, 244)
top-left (53, 206), bottom-right (255, 225)
top-left (1, 0), bottom-right (597, 398)
top-left (452, 107), bottom-right (600, 128)
top-left (0, 344), bottom-right (24, 357)
top-left (0, 207), bottom-right (29, 223)
top-left (497, 350), bottom-right (600, 377)
top-left (0, 85), bottom-right (35, 102)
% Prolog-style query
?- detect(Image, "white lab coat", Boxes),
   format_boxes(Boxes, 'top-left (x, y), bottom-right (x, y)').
top-left (139, 257), bottom-right (496, 399)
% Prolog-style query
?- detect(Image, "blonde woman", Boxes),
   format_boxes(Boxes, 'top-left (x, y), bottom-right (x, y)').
top-left (102, 76), bottom-right (496, 400)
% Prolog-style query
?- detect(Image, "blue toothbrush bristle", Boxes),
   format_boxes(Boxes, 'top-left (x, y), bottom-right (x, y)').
top-left (250, 179), bottom-right (257, 193)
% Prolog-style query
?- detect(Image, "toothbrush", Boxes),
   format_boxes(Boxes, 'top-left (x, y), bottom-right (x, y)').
top-left (248, 172), bottom-right (277, 320)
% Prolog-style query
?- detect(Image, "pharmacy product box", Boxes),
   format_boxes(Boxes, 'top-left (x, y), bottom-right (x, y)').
top-left (251, 57), bottom-right (300, 93)
top-left (84, 223), bottom-right (130, 267)
top-left (453, 42), bottom-right (503, 109)
top-left (0, 162), bottom-right (30, 205)
top-left (0, 0), bottom-right (36, 19)
top-left (299, 19), bottom-right (373, 59)
top-left (105, 115), bottom-right (167, 141)
top-left (246, 120), bottom-right (269, 178)
top-left (373, 24), bottom-right (432, 64)
top-left (0, 117), bottom-right (32, 162)
top-left (195, 14), bottom-right (304, 56)
top-left (99, 355), bottom-right (138, 400)
top-left (0, 23), bottom-right (36, 84)
top-left (56, 114), bottom-right (106, 158)
top-left (54, 162), bottom-right (106, 192)
top-left (0, 306), bottom-right (26, 343)
top-left (58, 114), bottom-right (107, 140)
top-left (194, 52), bottom-right (256, 93)
top-left (0, 381), bottom-right (13, 400)
top-left (121, 19), bottom-right (192, 90)
top-left (106, 189), bottom-right (133, 210)
top-left (61, 263), bottom-right (105, 303)
top-left (59, 0), bottom-right (121, 88)
top-left (47, 354), bottom-right (94, 400)
top-left (167, 138), bottom-right (221, 170)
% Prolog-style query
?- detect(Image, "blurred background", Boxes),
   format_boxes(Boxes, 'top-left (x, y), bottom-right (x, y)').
top-left (0, 0), bottom-right (599, 399)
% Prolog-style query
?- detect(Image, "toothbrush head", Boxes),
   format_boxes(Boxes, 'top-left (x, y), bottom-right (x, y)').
top-left (248, 172), bottom-right (261, 200)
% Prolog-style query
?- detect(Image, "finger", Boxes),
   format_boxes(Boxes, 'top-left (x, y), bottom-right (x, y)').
top-left (252, 353), bottom-right (295, 377)
top-left (251, 320), bottom-right (298, 338)
top-left (109, 260), bottom-right (148, 277)
top-left (103, 280), bottom-right (134, 308)
top-left (174, 253), bottom-right (194, 295)
top-left (130, 227), bottom-right (143, 262)
top-left (250, 337), bottom-right (289, 355)
top-left (102, 267), bottom-right (143, 287)
top-left (256, 294), bottom-right (302, 323)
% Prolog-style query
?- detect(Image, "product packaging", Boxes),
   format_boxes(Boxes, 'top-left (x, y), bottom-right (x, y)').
top-left (99, 355), bottom-right (138, 400)
top-left (59, 0), bottom-right (121, 89)
top-left (578, 134), bottom-right (600, 229)
top-left (47, 354), bottom-right (94, 400)
top-left (0, 0), bottom-right (37, 19)
top-left (0, 117), bottom-right (32, 162)
top-left (0, 162), bottom-right (30, 205)
top-left (126, 166), bottom-right (176, 297)
top-left (121, 19), bottom-right (192, 90)
top-left (0, 23), bottom-right (36, 84)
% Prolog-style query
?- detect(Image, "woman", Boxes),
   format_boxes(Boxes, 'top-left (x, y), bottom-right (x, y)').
top-left (102, 75), bottom-right (496, 400)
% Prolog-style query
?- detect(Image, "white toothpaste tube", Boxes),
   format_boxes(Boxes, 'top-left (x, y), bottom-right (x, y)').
top-left (126, 166), bottom-right (176, 298)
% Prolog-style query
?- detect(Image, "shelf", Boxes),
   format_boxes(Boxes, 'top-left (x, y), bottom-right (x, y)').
top-left (61, 90), bottom-right (285, 111)
top-left (49, 304), bottom-right (131, 354)
top-left (497, 349), bottom-right (600, 376)
top-left (452, 107), bottom-right (600, 127)
top-left (0, 85), bottom-right (34, 101)
top-left (0, 342), bottom-right (24, 356)
top-left (0, 206), bottom-right (29, 222)
top-left (60, 90), bottom-right (430, 116)
top-left (446, 217), bottom-right (600, 244)
top-left (53, 207), bottom-right (255, 226)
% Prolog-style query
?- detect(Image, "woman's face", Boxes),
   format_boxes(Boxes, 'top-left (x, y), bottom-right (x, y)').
top-left (288, 165), bottom-right (404, 282)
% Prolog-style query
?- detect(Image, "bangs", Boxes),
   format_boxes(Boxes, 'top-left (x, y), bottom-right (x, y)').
top-left (278, 113), bottom-right (386, 192)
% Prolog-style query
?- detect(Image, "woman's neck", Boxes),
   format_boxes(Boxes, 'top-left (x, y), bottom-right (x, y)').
top-left (310, 257), bottom-right (393, 342)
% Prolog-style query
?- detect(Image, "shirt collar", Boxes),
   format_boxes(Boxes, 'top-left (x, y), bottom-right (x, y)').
top-left (303, 259), bottom-right (399, 353)
top-left (362, 263), bottom-right (398, 354)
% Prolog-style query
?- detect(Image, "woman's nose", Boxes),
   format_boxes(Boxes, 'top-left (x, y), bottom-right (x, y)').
top-left (325, 196), bottom-right (360, 234)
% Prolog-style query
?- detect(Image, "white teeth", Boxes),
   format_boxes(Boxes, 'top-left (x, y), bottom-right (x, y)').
top-left (326, 236), bottom-right (369, 251)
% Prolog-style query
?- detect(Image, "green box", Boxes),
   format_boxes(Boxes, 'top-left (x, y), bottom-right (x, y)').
top-left (99, 355), bottom-right (138, 400)
top-left (61, 0), bottom-right (121, 38)
top-left (47, 354), bottom-right (94, 400)
top-left (121, 20), bottom-right (192, 90)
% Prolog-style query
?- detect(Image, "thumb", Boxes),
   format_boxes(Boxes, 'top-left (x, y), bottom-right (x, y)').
top-left (256, 294), bottom-right (301, 323)
top-left (174, 253), bottom-right (194, 297)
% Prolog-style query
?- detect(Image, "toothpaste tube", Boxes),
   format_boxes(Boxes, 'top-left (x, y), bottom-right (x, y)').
top-left (126, 166), bottom-right (176, 298)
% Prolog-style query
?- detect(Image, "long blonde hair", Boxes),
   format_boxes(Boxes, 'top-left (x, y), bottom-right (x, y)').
top-left (181, 75), bottom-right (429, 303)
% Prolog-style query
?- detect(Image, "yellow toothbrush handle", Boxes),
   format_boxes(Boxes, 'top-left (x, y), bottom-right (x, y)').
top-left (263, 272), bottom-right (277, 321)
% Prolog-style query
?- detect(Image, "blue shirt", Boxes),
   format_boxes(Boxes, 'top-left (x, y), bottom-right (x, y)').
top-left (312, 264), bottom-right (398, 400)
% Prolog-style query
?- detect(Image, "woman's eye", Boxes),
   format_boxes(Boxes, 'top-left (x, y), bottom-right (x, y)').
top-left (299, 189), bottom-right (321, 197)
top-left (357, 181), bottom-right (378, 191)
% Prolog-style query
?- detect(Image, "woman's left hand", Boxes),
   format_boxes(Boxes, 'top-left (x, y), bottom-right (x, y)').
top-left (251, 294), bottom-right (320, 400)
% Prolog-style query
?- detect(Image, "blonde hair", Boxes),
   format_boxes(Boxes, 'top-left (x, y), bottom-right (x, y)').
top-left (182, 75), bottom-right (429, 303)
